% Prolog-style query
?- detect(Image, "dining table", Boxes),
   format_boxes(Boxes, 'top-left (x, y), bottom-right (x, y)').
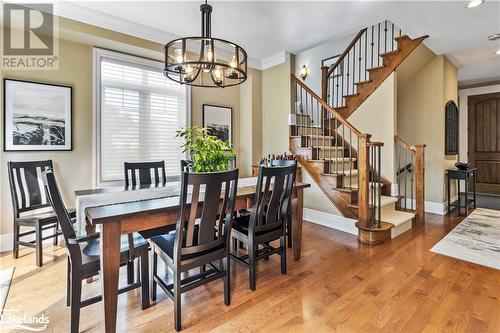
top-left (75, 176), bottom-right (310, 333)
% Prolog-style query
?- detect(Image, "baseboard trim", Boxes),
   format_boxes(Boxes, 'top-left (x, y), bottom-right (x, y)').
top-left (303, 208), bottom-right (358, 235)
top-left (0, 230), bottom-right (58, 253)
top-left (403, 196), bottom-right (458, 215)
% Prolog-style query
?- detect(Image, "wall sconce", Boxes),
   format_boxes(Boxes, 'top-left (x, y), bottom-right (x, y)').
top-left (300, 65), bottom-right (308, 81)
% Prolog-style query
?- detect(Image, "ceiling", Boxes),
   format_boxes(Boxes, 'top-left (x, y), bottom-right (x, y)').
top-left (56, 1), bottom-right (500, 83)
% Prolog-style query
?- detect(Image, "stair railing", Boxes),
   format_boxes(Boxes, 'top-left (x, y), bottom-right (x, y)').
top-left (291, 74), bottom-right (383, 229)
top-left (322, 20), bottom-right (402, 109)
top-left (395, 135), bottom-right (425, 223)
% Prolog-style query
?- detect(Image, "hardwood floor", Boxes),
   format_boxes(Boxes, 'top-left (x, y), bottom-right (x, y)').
top-left (1, 213), bottom-right (499, 332)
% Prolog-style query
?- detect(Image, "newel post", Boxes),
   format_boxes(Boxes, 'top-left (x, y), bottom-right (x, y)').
top-left (358, 133), bottom-right (371, 228)
top-left (415, 144), bottom-right (426, 224)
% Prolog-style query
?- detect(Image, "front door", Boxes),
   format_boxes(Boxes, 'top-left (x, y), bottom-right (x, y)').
top-left (468, 92), bottom-right (500, 195)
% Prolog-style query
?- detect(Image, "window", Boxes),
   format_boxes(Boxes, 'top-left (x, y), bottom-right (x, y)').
top-left (94, 49), bottom-right (189, 184)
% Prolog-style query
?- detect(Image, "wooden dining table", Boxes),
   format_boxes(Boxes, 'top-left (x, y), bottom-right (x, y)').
top-left (76, 177), bottom-right (310, 333)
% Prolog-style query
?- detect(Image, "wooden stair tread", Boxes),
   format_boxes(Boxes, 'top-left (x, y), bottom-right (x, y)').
top-left (310, 146), bottom-right (345, 150)
top-left (309, 157), bottom-right (356, 162)
top-left (367, 65), bottom-right (385, 72)
top-left (379, 49), bottom-right (400, 57)
top-left (354, 80), bottom-right (372, 86)
top-left (394, 34), bottom-right (410, 41)
top-left (322, 169), bottom-right (359, 176)
top-left (344, 93), bottom-right (360, 98)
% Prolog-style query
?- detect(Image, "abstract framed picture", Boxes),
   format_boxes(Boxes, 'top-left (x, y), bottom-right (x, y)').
top-left (202, 104), bottom-right (232, 145)
top-left (3, 79), bottom-right (72, 151)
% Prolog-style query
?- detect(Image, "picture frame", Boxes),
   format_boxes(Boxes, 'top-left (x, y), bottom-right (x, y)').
top-left (202, 104), bottom-right (232, 145)
top-left (3, 78), bottom-right (72, 151)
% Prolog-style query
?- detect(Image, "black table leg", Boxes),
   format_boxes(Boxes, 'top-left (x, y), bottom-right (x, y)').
top-left (465, 174), bottom-right (469, 216)
top-left (447, 174), bottom-right (451, 214)
top-left (473, 170), bottom-right (477, 209)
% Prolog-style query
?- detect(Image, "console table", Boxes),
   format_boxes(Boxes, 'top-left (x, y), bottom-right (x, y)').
top-left (446, 168), bottom-right (477, 215)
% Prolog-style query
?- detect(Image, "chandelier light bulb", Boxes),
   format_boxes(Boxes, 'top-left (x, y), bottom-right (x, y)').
top-left (175, 49), bottom-right (183, 63)
top-left (229, 56), bottom-right (237, 68)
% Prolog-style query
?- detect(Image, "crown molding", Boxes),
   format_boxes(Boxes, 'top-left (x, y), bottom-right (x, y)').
top-left (261, 51), bottom-right (290, 70)
top-left (54, 2), bottom-right (263, 70)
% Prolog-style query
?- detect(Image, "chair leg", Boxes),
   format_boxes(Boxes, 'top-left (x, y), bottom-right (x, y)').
top-left (66, 257), bottom-right (71, 307)
top-left (248, 241), bottom-right (256, 291)
top-left (151, 251), bottom-right (157, 302)
top-left (127, 260), bottom-right (135, 284)
top-left (287, 212), bottom-right (292, 248)
top-left (232, 237), bottom-right (237, 252)
top-left (35, 223), bottom-right (43, 267)
top-left (140, 252), bottom-right (150, 310)
top-left (13, 224), bottom-right (19, 259)
top-left (70, 269), bottom-right (82, 333)
top-left (280, 235), bottom-right (287, 275)
top-left (53, 224), bottom-right (58, 246)
top-left (174, 270), bottom-right (182, 331)
top-left (223, 255), bottom-right (231, 306)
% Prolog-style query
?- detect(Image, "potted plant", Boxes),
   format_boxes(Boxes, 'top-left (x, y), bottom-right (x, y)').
top-left (175, 126), bottom-right (235, 172)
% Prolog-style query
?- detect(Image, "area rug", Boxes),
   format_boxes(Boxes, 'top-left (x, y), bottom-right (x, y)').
top-left (431, 208), bottom-right (500, 269)
top-left (0, 267), bottom-right (15, 315)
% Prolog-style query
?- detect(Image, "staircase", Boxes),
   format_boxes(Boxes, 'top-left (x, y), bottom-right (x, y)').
top-left (289, 21), bottom-right (427, 244)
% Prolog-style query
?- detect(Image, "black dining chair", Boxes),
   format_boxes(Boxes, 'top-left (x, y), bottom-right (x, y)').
top-left (124, 161), bottom-right (175, 238)
top-left (7, 160), bottom-right (75, 266)
top-left (42, 169), bottom-right (150, 333)
top-left (270, 159), bottom-right (297, 248)
top-left (124, 161), bottom-right (167, 187)
top-left (150, 168), bottom-right (239, 331)
top-left (231, 163), bottom-right (296, 291)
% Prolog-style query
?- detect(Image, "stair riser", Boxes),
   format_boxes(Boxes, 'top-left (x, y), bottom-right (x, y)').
top-left (306, 137), bottom-right (336, 147)
top-left (325, 161), bottom-right (358, 173)
top-left (376, 202), bottom-right (396, 216)
top-left (317, 149), bottom-right (347, 160)
top-left (293, 127), bottom-right (326, 136)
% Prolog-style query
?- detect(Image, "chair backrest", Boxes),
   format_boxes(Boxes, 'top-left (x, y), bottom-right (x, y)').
top-left (175, 169), bottom-right (239, 263)
top-left (124, 161), bottom-right (166, 187)
top-left (42, 169), bottom-right (81, 261)
top-left (250, 163), bottom-right (297, 233)
top-left (8, 160), bottom-right (53, 217)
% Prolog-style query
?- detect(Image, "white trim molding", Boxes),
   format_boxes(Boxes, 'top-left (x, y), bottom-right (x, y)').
top-left (403, 196), bottom-right (458, 215)
top-left (303, 208), bottom-right (358, 236)
top-left (261, 51), bottom-right (290, 70)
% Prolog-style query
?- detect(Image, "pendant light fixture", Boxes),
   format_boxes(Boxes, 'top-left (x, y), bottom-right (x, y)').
top-left (164, 1), bottom-right (248, 88)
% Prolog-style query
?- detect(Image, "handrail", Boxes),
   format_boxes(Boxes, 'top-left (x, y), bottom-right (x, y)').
top-left (291, 74), bottom-right (361, 137)
top-left (395, 135), bottom-right (416, 153)
top-left (326, 28), bottom-right (367, 77)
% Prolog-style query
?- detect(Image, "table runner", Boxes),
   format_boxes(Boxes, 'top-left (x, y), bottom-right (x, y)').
top-left (75, 177), bottom-right (259, 234)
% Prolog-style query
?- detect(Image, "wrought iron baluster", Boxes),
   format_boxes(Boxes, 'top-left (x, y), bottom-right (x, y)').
top-left (349, 130), bottom-right (352, 189)
top-left (384, 20), bottom-right (388, 53)
top-left (377, 22), bottom-right (381, 66)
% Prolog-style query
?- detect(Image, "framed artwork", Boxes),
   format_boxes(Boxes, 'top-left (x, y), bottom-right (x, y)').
top-left (445, 100), bottom-right (459, 155)
top-left (202, 104), bottom-right (232, 145)
top-left (3, 78), bottom-right (72, 151)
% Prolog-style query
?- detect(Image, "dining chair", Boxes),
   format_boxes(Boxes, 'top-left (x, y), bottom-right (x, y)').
top-left (124, 161), bottom-right (167, 187)
top-left (7, 160), bottom-right (75, 267)
top-left (42, 169), bottom-right (150, 333)
top-left (150, 168), bottom-right (239, 331)
top-left (124, 161), bottom-right (174, 239)
top-left (270, 159), bottom-right (297, 248)
top-left (231, 163), bottom-right (296, 291)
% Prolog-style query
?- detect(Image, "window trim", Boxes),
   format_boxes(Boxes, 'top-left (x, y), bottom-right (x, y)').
top-left (92, 48), bottom-right (191, 187)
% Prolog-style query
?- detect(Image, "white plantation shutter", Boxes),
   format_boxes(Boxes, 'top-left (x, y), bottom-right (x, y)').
top-left (97, 52), bottom-right (188, 183)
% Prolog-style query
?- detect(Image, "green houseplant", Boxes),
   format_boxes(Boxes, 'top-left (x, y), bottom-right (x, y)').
top-left (176, 126), bottom-right (235, 172)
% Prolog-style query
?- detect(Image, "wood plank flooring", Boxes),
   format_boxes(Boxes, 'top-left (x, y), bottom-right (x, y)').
top-left (1, 213), bottom-right (499, 332)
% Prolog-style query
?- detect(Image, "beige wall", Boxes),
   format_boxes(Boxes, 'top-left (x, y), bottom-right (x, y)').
top-left (349, 73), bottom-right (397, 183)
top-left (397, 50), bottom-right (458, 204)
top-left (0, 18), bottom-right (258, 241)
top-left (261, 56), bottom-right (293, 155)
